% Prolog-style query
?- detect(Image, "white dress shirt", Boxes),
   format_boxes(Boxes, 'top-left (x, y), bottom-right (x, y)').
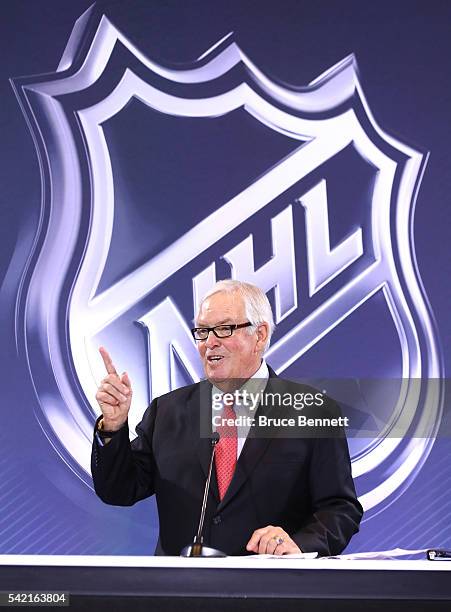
top-left (211, 360), bottom-right (269, 459)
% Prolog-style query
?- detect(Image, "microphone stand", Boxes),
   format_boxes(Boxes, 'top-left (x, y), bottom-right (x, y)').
top-left (180, 433), bottom-right (227, 557)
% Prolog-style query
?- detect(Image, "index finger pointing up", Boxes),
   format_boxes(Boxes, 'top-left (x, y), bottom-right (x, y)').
top-left (99, 346), bottom-right (118, 376)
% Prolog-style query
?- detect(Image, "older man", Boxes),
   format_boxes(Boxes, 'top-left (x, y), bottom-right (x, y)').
top-left (92, 280), bottom-right (362, 556)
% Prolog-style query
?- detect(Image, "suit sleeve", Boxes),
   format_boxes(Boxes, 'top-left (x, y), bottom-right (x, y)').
top-left (91, 399), bottom-right (158, 506)
top-left (291, 406), bottom-right (363, 556)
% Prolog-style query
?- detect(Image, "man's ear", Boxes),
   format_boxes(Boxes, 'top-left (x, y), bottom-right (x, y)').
top-left (255, 322), bottom-right (269, 351)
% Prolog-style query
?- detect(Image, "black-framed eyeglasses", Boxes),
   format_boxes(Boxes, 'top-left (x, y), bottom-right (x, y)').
top-left (191, 322), bottom-right (253, 341)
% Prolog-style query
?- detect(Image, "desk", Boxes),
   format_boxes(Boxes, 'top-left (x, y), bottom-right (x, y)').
top-left (1, 556), bottom-right (450, 611)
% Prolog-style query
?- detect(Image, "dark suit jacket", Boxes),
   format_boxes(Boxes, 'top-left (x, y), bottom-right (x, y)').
top-left (91, 367), bottom-right (363, 556)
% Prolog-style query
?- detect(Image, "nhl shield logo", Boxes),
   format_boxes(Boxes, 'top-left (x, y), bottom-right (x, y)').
top-left (12, 9), bottom-right (443, 518)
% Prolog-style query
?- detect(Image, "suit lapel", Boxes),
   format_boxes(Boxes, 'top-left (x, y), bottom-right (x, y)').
top-left (192, 380), bottom-right (220, 502)
top-left (217, 437), bottom-right (271, 510)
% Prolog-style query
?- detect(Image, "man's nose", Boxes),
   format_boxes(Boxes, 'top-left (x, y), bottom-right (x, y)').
top-left (205, 330), bottom-right (220, 348)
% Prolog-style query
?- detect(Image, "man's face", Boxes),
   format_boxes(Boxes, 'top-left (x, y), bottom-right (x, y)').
top-left (196, 291), bottom-right (268, 390)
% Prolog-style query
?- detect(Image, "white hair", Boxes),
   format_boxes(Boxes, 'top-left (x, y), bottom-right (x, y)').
top-left (197, 280), bottom-right (275, 351)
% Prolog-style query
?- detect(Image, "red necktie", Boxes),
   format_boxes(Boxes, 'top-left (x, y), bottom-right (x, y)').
top-left (215, 400), bottom-right (237, 500)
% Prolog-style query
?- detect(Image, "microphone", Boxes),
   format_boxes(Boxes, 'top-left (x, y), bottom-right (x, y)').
top-left (180, 432), bottom-right (226, 557)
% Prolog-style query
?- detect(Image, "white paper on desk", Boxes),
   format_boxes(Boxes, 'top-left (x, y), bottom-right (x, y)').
top-left (323, 548), bottom-right (428, 560)
top-left (247, 552), bottom-right (318, 559)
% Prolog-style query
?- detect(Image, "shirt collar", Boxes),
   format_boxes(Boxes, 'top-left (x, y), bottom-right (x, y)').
top-left (211, 359), bottom-right (269, 415)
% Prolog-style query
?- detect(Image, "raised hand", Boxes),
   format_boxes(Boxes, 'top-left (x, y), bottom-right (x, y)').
top-left (95, 346), bottom-right (132, 431)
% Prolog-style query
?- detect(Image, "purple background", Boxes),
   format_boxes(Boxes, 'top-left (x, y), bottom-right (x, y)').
top-left (1, 0), bottom-right (451, 556)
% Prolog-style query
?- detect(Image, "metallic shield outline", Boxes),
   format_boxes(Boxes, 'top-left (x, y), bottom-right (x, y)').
top-left (11, 8), bottom-right (444, 518)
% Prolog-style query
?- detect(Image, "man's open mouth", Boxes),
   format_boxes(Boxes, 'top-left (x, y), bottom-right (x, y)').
top-left (207, 356), bottom-right (224, 362)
